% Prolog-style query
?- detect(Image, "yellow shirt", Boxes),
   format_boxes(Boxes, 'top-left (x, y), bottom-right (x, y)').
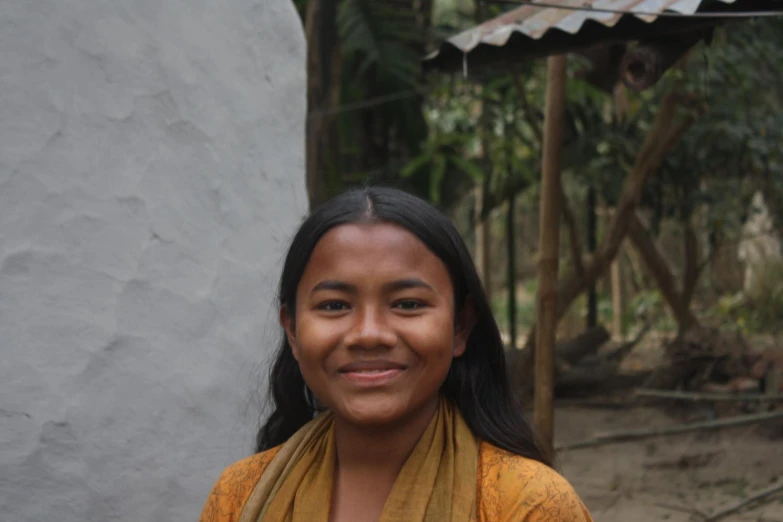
top-left (200, 441), bottom-right (593, 522)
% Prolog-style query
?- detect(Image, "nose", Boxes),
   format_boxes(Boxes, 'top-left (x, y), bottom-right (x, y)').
top-left (343, 305), bottom-right (397, 350)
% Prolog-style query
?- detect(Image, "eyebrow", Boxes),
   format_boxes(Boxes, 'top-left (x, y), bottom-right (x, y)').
top-left (385, 278), bottom-right (434, 292)
top-left (310, 278), bottom-right (434, 295)
top-left (310, 280), bottom-right (356, 295)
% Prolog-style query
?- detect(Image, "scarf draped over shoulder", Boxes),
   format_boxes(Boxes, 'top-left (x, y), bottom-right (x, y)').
top-left (238, 397), bottom-right (478, 522)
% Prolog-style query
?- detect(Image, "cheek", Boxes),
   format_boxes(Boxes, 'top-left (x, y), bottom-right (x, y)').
top-left (403, 314), bottom-right (457, 360)
top-left (293, 315), bottom-right (343, 363)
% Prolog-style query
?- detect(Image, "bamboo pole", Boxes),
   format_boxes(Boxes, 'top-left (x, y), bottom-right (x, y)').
top-left (558, 410), bottom-right (783, 451)
top-left (534, 55), bottom-right (567, 458)
top-left (703, 479), bottom-right (783, 522)
top-left (636, 388), bottom-right (783, 402)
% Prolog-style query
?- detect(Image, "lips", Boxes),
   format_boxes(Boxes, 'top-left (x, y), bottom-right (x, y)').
top-left (338, 360), bottom-right (407, 386)
top-left (338, 360), bottom-right (407, 373)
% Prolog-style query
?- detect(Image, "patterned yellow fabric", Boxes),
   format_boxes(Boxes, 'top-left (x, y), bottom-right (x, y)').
top-left (234, 398), bottom-right (477, 522)
top-left (200, 426), bottom-right (592, 522)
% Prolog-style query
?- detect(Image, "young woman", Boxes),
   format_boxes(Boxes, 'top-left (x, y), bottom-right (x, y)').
top-left (199, 187), bottom-right (593, 522)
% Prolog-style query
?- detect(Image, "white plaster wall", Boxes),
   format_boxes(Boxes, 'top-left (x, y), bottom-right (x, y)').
top-left (0, 1), bottom-right (307, 520)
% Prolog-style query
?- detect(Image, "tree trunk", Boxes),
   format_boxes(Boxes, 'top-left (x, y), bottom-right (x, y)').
top-left (305, 0), bottom-right (342, 208)
top-left (413, 0), bottom-right (434, 46)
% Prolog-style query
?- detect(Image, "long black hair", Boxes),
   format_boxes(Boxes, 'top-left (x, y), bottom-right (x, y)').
top-left (256, 187), bottom-right (548, 465)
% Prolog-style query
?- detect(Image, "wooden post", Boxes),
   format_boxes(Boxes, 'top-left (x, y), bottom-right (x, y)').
top-left (474, 186), bottom-right (486, 278)
top-left (477, 77), bottom-right (493, 304)
top-left (481, 209), bottom-right (492, 304)
top-left (608, 206), bottom-right (625, 340)
top-left (610, 251), bottom-right (624, 340)
top-left (534, 55), bottom-right (567, 457)
top-left (611, 85), bottom-right (627, 340)
top-left (586, 186), bottom-right (598, 328)
top-left (507, 195), bottom-right (517, 349)
top-left (504, 115), bottom-right (516, 350)
top-left (474, 180), bottom-right (493, 304)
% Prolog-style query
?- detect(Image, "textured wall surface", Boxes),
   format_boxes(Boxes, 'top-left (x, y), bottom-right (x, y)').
top-left (0, 1), bottom-right (307, 520)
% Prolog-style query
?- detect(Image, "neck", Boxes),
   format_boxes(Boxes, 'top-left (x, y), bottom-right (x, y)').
top-left (333, 398), bottom-right (439, 474)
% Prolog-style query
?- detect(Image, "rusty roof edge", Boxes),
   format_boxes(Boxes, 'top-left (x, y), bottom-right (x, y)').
top-left (425, 0), bottom-right (740, 58)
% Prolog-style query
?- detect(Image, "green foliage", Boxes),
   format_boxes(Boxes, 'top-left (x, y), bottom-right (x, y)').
top-left (404, 62), bottom-right (548, 209)
top-left (303, 0), bottom-right (431, 198)
top-left (629, 289), bottom-right (663, 320)
top-left (652, 18), bottom-right (783, 223)
top-left (300, 0), bottom-right (783, 336)
top-left (561, 78), bottom-right (640, 204)
top-left (338, 0), bottom-right (423, 86)
top-left (490, 280), bottom-right (537, 336)
top-left (399, 131), bottom-right (482, 204)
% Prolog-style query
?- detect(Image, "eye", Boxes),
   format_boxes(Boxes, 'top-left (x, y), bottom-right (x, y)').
top-left (317, 300), bottom-right (350, 312)
top-left (393, 299), bottom-right (425, 311)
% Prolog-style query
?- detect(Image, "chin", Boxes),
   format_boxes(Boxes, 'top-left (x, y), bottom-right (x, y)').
top-left (336, 395), bottom-right (411, 427)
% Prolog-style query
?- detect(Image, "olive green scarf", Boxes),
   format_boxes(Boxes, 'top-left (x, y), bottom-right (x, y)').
top-left (239, 397), bottom-right (478, 522)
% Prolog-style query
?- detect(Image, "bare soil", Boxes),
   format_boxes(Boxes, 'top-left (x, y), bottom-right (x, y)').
top-left (556, 405), bottom-right (783, 521)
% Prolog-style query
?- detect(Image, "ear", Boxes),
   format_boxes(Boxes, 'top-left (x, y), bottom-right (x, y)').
top-left (280, 305), bottom-right (300, 361)
top-left (453, 297), bottom-right (477, 358)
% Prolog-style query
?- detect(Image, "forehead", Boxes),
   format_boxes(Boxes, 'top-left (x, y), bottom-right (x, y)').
top-left (301, 222), bottom-right (451, 286)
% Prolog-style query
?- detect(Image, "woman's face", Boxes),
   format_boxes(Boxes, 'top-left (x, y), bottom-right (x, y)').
top-left (282, 222), bottom-right (474, 429)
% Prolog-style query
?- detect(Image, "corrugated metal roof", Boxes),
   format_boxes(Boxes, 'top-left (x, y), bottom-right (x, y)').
top-left (424, 0), bottom-right (770, 72)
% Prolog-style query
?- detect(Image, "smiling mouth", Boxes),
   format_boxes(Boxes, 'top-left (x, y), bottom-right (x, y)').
top-left (338, 363), bottom-right (406, 385)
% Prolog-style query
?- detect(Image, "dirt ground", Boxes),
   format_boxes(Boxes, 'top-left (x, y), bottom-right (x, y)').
top-left (552, 331), bottom-right (783, 521)
top-left (555, 405), bottom-right (783, 521)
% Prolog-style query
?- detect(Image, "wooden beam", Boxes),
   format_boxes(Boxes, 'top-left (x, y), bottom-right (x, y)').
top-left (534, 54), bottom-right (567, 459)
top-left (628, 210), bottom-right (700, 329)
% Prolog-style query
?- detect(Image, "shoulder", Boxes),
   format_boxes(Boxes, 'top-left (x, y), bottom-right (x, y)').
top-left (198, 447), bottom-right (282, 522)
top-left (477, 442), bottom-right (593, 522)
